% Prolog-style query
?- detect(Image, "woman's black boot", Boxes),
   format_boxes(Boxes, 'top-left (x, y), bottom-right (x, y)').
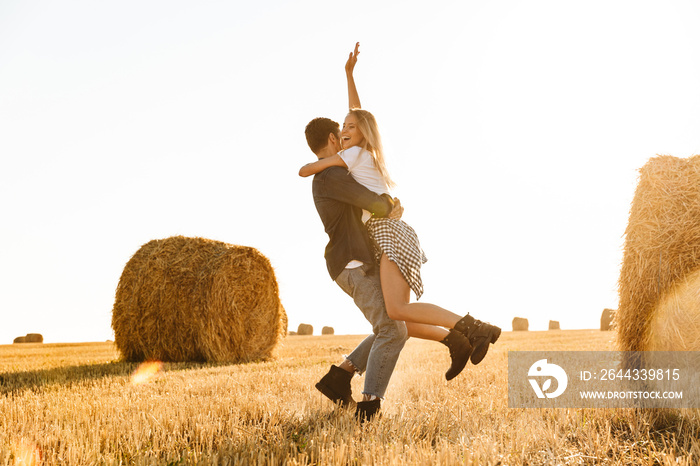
top-left (454, 313), bottom-right (501, 365)
top-left (440, 329), bottom-right (473, 380)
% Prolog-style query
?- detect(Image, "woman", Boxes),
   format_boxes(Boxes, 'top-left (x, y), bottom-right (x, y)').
top-left (300, 43), bottom-right (500, 380)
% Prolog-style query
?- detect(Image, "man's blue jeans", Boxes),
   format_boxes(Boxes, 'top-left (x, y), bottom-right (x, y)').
top-left (334, 264), bottom-right (408, 399)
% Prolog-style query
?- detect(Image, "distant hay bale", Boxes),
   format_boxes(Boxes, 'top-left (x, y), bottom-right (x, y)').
top-left (111, 236), bottom-right (286, 363)
top-left (647, 267), bottom-right (700, 350)
top-left (548, 320), bottom-right (560, 330)
top-left (25, 333), bottom-right (43, 343)
top-left (322, 326), bottom-right (334, 335)
top-left (12, 334), bottom-right (43, 344)
top-left (600, 309), bottom-right (615, 331)
top-left (297, 324), bottom-right (313, 335)
top-left (618, 155), bottom-right (700, 351)
top-left (512, 317), bottom-right (529, 331)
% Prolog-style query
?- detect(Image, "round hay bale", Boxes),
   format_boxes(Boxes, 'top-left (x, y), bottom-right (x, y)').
top-left (647, 267), bottom-right (700, 350)
top-left (548, 320), bottom-right (560, 330)
top-left (618, 155), bottom-right (700, 351)
top-left (512, 317), bottom-right (529, 331)
top-left (25, 333), bottom-right (43, 343)
top-left (321, 326), bottom-right (334, 335)
top-left (297, 323), bottom-right (313, 335)
top-left (13, 336), bottom-right (26, 344)
top-left (111, 236), bottom-right (286, 363)
top-left (600, 309), bottom-right (615, 331)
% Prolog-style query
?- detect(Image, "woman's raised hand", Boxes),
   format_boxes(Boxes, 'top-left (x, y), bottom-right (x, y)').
top-left (346, 42), bottom-right (361, 109)
top-left (345, 42), bottom-right (360, 76)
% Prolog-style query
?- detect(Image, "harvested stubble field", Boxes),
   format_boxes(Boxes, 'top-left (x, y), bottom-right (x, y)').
top-left (1, 331), bottom-right (698, 465)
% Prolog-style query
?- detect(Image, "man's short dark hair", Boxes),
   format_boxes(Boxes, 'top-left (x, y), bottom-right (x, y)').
top-left (305, 117), bottom-right (340, 155)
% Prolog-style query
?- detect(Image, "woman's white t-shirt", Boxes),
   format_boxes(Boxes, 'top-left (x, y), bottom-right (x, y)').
top-left (340, 146), bottom-right (389, 194)
top-left (339, 146), bottom-right (390, 223)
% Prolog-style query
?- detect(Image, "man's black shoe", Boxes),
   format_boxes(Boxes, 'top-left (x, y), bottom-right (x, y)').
top-left (355, 399), bottom-right (381, 422)
top-left (315, 365), bottom-right (354, 407)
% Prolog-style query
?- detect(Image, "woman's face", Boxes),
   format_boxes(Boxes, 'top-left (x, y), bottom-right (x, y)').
top-left (341, 113), bottom-right (365, 149)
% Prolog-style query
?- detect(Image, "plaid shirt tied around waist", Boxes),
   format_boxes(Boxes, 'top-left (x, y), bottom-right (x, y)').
top-left (366, 217), bottom-right (428, 299)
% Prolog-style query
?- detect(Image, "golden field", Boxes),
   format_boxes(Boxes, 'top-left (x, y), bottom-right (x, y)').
top-left (1, 330), bottom-right (698, 465)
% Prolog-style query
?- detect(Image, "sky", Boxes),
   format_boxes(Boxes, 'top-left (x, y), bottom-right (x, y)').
top-left (1, 0), bottom-right (699, 344)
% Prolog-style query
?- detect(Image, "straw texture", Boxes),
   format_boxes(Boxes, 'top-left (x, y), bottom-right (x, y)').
top-left (112, 236), bottom-right (287, 362)
top-left (618, 155), bottom-right (700, 351)
top-left (647, 267), bottom-right (700, 350)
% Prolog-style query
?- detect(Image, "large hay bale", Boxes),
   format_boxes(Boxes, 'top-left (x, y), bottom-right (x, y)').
top-left (111, 236), bottom-right (286, 362)
top-left (297, 323), bottom-right (313, 335)
top-left (25, 333), bottom-right (43, 343)
top-left (512, 317), bottom-right (529, 331)
top-left (548, 320), bottom-right (560, 330)
top-left (321, 326), bottom-right (334, 335)
top-left (618, 155), bottom-right (700, 351)
top-left (600, 309), bottom-right (615, 331)
top-left (13, 336), bottom-right (26, 344)
top-left (647, 267), bottom-right (700, 350)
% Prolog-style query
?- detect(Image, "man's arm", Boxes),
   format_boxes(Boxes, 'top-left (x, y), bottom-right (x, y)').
top-left (315, 166), bottom-right (394, 217)
top-left (346, 42), bottom-right (361, 110)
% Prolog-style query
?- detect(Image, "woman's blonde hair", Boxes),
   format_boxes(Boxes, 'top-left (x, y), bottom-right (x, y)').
top-left (348, 108), bottom-right (396, 189)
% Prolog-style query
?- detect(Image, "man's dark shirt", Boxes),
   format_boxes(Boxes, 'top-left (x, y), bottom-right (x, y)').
top-left (312, 166), bottom-right (394, 280)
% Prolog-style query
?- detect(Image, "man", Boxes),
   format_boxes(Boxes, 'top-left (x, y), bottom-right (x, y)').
top-left (304, 116), bottom-right (407, 421)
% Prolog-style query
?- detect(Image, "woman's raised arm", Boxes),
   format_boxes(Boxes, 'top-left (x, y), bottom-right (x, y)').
top-left (346, 42), bottom-right (362, 110)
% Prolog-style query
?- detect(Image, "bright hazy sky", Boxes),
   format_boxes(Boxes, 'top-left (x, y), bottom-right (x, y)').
top-left (2, 1), bottom-right (699, 344)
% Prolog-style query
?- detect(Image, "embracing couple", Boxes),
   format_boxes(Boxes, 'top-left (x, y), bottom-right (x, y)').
top-left (300, 43), bottom-right (500, 421)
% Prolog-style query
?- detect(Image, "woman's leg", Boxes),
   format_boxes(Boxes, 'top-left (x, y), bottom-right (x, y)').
top-left (405, 322), bottom-right (448, 341)
top-left (380, 254), bottom-right (461, 328)
top-left (403, 304), bottom-right (472, 381)
top-left (380, 253), bottom-right (501, 369)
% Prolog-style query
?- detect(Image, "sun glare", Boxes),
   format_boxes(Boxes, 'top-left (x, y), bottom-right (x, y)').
top-left (130, 361), bottom-right (163, 385)
top-left (11, 439), bottom-right (41, 465)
